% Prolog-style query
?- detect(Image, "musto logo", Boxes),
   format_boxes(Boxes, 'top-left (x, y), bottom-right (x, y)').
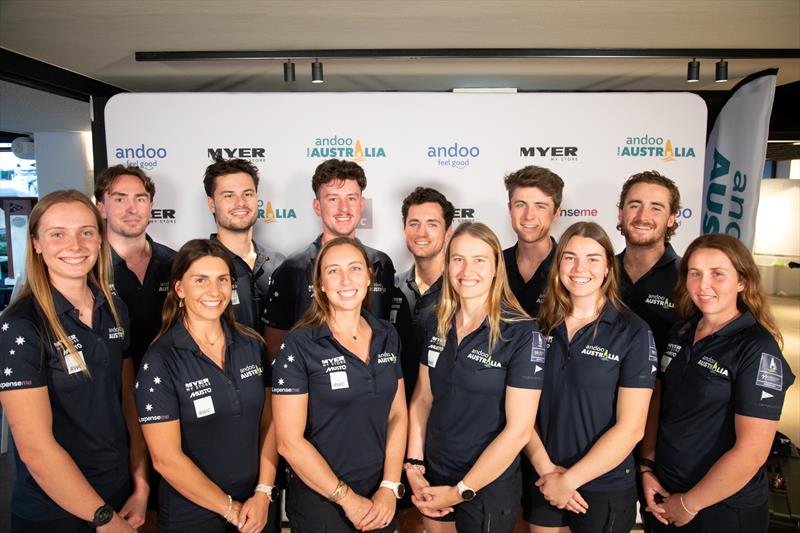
top-left (427, 142), bottom-right (480, 169)
top-left (258, 200), bottom-right (296, 224)
top-left (617, 135), bottom-right (696, 161)
top-left (114, 144), bottom-right (167, 170)
top-left (306, 135), bottom-right (386, 162)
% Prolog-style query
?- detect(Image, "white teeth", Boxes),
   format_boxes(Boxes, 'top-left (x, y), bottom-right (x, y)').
top-left (201, 301), bottom-right (222, 307)
top-left (570, 277), bottom-right (591, 284)
top-left (61, 257), bottom-right (86, 264)
top-left (415, 240), bottom-right (430, 245)
top-left (338, 289), bottom-right (357, 297)
top-left (460, 280), bottom-right (479, 287)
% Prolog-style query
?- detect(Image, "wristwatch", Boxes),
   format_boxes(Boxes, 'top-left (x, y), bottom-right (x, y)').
top-left (379, 480), bottom-right (406, 499)
top-left (255, 483), bottom-right (277, 502)
top-left (88, 503), bottom-right (113, 528)
top-left (456, 480), bottom-right (476, 502)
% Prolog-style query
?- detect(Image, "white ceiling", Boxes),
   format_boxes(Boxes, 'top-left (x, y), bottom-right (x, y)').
top-left (1, 0), bottom-right (799, 92)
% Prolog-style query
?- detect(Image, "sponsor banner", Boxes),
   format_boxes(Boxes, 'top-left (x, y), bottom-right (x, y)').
top-left (702, 70), bottom-right (777, 248)
top-left (105, 93), bottom-right (705, 268)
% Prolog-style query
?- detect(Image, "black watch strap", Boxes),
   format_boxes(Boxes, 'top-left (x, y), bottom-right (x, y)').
top-left (88, 503), bottom-right (113, 528)
top-left (639, 458), bottom-right (657, 470)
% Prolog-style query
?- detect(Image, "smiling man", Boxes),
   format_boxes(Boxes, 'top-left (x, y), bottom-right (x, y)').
top-left (616, 170), bottom-right (682, 355)
top-left (502, 165), bottom-right (564, 317)
top-left (204, 158), bottom-right (284, 330)
top-left (262, 159), bottom-right (395, 360)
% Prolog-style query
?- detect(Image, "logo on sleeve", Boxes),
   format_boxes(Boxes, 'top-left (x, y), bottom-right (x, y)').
top-left (760, 390), bottom-right (774, 401)
top-left (531, 332), bottom-right (546, 364)
top-left (644, 294), bottom-right (675, 310)
top-left (231, 286), bottom-right (240, 306)
top-left (697, 355), bottom-right (729, 378)
top-left (581, 345), bottom-right (619, 362)
top-left (647, 331), bottom-right (658, 363)
top-left (756, 353), bottom-right (783, 391)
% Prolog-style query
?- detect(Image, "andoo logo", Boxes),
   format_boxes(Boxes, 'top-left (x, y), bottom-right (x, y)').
top-left (616, 135), bottom-right (696, 160)
top-left (114, 144), bottom-right (167, 170)
top-left (581, 345), bottom-right (620, 362)
top-left (427, 142), bottom-right (480, 169)
top-left (306, 135), bottom-right (386, 162)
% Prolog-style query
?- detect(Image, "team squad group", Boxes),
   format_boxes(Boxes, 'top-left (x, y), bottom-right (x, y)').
top-left (0, 157), bottom-right (794, 533)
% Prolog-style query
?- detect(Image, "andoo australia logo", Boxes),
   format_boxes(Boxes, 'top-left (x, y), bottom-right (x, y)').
top-left (306, 136), bottom-right (386, 162)
top-left (644, 294), bottom-right (675, 309)
top-left (114, 144), bottom-right (167, 170)
top-left (581, 345), bottom-right (620, 362)
top-left (616, 135), bottom-right (696, 161)
top-left (258, 200), bottom-right (296, 223)
top-left (697, 355), bottom-right (729, 377)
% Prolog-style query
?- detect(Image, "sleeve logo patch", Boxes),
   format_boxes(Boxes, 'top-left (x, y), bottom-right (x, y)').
top-left (193, 395), bottom-right (215, 418)
top-left (231, 287), bottom-right (240, 306)
top-left (647, 331), bottom-right (658, 363)
top-left (531, 331), bottom-right (546, 363)
top-left (329, 371), bottom-right (349, 390)
top-left (427, 349), bottom-right (440, 368)
top-left (756, 353), bottom-right (783, 391)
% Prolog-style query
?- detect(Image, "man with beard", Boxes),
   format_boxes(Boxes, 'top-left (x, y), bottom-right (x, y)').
top-left (204, 158), bottom-right (284, 330)
top-left (616, 170), bottom-right (682, 355)
top-left (502, 165), bottom-right (564, 316)
top-left (96, 165), bottom-right (177, 532)
top-left (263, 158), bottom-right (395, 360)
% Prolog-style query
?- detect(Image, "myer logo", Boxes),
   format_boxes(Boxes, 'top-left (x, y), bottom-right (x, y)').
top-left (151, 208), bottom-right (177, 224)
top-left (452, 207), bottom-right (476, 224)
top-left (520, 146), bottom-right (578, 161)
top-left (581, 344), bottom-right (620, 362)
top-left (207, 147), bottom-right (266, 162)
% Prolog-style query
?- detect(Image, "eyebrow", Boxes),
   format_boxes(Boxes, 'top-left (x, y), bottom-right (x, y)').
top-left (219, 188), bottom-right (256, 194)
top-left (109, 191), bottom-right (149, 197)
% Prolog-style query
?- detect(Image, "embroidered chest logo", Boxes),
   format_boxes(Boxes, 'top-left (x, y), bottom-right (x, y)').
top-left (661, 343), bottom-right (682, 372)
top-left (644, 293), bottom-right (675, 309)
top-left (377, 352), bottom-right (397, 364)
top-left (240, 364), bottom-right (263, 380)
top-left (158, 281), bottom-right (170, 293)
top-left (697, 355), bottom-right (729, 377)
top-left (184, 377), bottom-right (212, 398)
top-left (467, 348), bottom-right (503, 368)
top-left (108, 326), bottom-right (125, 340)
top-left (54, 335), bottom-right (86, 374)
top-left (321, 355), bottom-right (347, 373)
top-left (581, 344), bottom-right (620, 362)
top-left (427, 335), bottom-right (445, 368)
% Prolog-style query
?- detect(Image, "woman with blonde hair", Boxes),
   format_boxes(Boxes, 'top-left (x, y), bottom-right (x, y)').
top-left (640, 233), bottom-right (794, 533)
top-left (407, 221), bottom-right (543, 532)
top-left (0, 190), bottom-right (147, 532)
top-left (523, 221), bottom-right (655, 533)
top-left (272, 237), bottom-right (407, 533)
top-left (135, 239), bottom-right (277, 533)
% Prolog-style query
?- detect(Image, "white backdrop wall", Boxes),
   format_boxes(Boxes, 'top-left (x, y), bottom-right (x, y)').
top-left (105, 93), bottom-right (706, 271)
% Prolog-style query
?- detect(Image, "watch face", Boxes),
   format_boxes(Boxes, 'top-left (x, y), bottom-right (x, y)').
top-left (462, 489), bottom-right (476, 501)
top-left (94, 504), bottom-right (113, 526)
top-left (396, 483), bottom-right (406, 498)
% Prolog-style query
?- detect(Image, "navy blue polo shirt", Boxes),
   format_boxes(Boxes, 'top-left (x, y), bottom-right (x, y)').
top-left (263, 235), bottom-right (396, 330)
top-left (537, 305), bottom-right (656, 491)
top-left (272, 311), bottom-right (402, 483)
top-left (503, 238), bottom-right (556, 317)
top-left (111, 235), bottom-right (176, 370)
top-left (211, 234), bottom-right (285, 331)
top-left (0, 287), bottom-right (131, 520)
top-left (656, 312), bottom-right (795, 507)
top-left (136, 321), bottom-right (269, 529)
top-left (392, 267), bottom-right (442, 399)
top-left (422, 313), bottom-right (544, 483)
top-left (617, 243), bottom-right (681, 354)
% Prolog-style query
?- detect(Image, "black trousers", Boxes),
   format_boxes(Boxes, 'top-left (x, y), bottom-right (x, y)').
top-left (651, 500), bottom-right (768, 533)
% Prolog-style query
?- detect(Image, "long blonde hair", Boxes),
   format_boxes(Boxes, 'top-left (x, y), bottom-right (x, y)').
top-left (294, 237), bottom-right (374, 330)
top-left (436, 222), bottom-right (527, 354)
top-left (537, 222), bottom-right (625, 336)
top-left (6, 190), bottom-right (120, 376)
top-left (676, 233), bottom-right (783, 349)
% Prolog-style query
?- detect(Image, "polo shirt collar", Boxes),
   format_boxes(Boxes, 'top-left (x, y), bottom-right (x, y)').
top-left (311, 309), bottom-right (382, 343)
top-left (617, 242), bottom-right (679, 272)
top-left (51, 284), bottom-right (107, 317)
top-left (403, 265), bottom-right (443, 297)
top-left (684, 310), bottom-right (757, 339)
top-left (509, 237), bottom-right (557, 278)
top-left (210, 233), bottom-right (272, 266)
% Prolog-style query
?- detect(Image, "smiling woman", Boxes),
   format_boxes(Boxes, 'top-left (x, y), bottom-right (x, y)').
top-left (135, 239), bottom-right (279, 533)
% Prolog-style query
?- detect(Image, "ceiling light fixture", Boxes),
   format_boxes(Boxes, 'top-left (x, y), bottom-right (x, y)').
top-left (312, 59), bottom-right (324, 83)
top-left (283, 60), bottom-right (295, 82)
top-left (715, 59), bottom-right (728, 82)
top-left (687, 58), bottom-right (700, 82)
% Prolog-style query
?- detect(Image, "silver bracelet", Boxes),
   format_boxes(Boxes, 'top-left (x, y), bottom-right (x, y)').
top-left (221, 494), bottom-right (233, 522)
top-left (680, 494), bottom-right (698, 516)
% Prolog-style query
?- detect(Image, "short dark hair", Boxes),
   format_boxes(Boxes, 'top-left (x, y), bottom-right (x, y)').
top-left (94, 165), bottom-right (155, 201)
top-left (617, 170), bottom-right (681, 241)
top-left (503, 166), bottom-right (564, 210)
top-left (401, 187), bottom-right (456, 229)
top-left (311, 159), bottom-right (367, 196)
top-left (203, 158), bottom-right (260, 197)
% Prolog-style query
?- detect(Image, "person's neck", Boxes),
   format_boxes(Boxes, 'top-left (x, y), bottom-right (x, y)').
top-left (414, 253), bottom-right (445, 290)
top-left (570, 294), bottom-right (605, 319)
top-left (698, 308), bottom-right (741, 335)
top-left (216, 226), bottom-right (254, 259)
top-left (623, 241), bottom-right (666, 282)
top-left (51, 275), bottom-right (91, 304)
top-left (107, 231), bottom-right (150, 262)
top-left (457, 297), bottom-right (488, 327)
top-left (329, 307), bottom-right (363, 335)
top-left (516, 236), bottom-right (553, 264)
top-left (321, 229), bottom-right (356, 246)
top-left (184, 314), bottom-right (224, 339)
